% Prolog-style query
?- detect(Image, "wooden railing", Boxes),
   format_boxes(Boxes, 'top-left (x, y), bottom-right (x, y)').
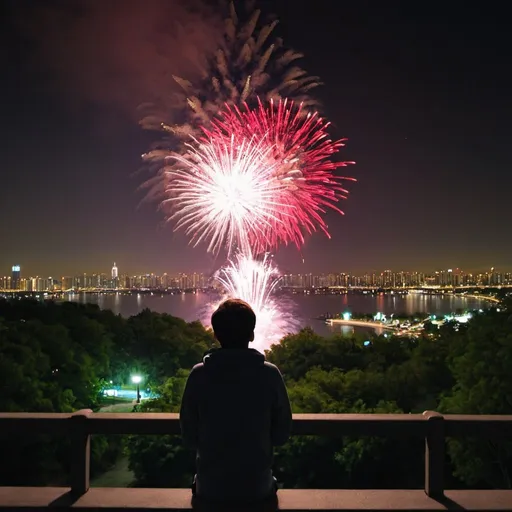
top-left (1, 411), bottom-right (512, 510)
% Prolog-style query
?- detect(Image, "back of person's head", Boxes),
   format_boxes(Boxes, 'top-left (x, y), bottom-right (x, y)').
top-left (211, 299), bottom-right (256, 349)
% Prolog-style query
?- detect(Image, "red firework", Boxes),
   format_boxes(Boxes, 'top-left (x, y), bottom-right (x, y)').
top-left (203, 98), bottom-right (356, 252)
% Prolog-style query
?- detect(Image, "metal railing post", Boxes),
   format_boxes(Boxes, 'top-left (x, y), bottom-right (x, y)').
top-left (70, 409), bottom-right (92, 495)
top-left (423, 410), bottom-right (445, 498)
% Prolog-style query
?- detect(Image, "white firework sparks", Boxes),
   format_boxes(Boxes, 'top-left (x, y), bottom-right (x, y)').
top-left (166, 134), bottom-right (289, 256)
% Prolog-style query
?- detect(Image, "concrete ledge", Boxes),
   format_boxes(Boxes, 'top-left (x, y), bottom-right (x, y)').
top-left (1, 488), bottom-right (512, 511)
top-left (3, 412), bottom-right (512, 438)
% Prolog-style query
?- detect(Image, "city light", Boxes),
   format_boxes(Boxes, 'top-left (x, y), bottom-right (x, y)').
top-left (1, 265), bottom-right (510, 293)
top-left (445, 313), bottom-right (472, 323)
top-left (374, 312), bottom-right (386, 322)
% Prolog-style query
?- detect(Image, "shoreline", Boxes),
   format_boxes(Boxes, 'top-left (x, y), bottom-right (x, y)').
top-left (325, 319), bottom-right (397, 330)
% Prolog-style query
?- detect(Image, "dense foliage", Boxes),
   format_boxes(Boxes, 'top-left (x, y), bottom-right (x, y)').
top-left (0, 299), bottom-right (214, 485)
top-left (1, 298), bottom-right (511, 489)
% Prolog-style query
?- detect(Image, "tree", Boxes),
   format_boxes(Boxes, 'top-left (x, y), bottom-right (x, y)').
top-left (274, 365), bottom-right (421, 489)
top-left (267, 328), bottom-right (367, 380)
top-left (440, 309), bottom-right (512, 488)
top-left (127, 310), bottom-right (215, 383)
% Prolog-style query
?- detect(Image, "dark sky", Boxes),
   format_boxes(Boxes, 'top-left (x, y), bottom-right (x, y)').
top-left (1, 1), bottom-right (510, 277)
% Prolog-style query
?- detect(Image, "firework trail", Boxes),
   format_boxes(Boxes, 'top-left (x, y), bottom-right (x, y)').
top-left (206, 98), bottom-right (356, 251)
top-left (141, 0), bottom-right (321, 204)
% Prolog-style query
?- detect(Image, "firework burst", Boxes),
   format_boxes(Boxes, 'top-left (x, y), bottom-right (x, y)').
top-left (141, 1), bottom-right (320, 137)
top-left (205, 98), bottom-right (356, 251)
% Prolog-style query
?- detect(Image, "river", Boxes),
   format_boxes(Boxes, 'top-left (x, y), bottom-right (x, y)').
top-left (66, 291), bottom-right (488, 339)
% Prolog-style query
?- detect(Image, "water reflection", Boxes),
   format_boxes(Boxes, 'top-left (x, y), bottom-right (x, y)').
top-left (65, 291), bottom-right (489, 338)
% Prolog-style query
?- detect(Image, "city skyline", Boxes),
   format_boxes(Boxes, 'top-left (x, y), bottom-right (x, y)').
top-left (2, 262), bottom-right (510, 287)
top-left (2, 3), bottom-right (511, 275)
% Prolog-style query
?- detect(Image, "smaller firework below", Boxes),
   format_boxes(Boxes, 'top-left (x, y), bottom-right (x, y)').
top-left (210, 252), bottom-right (298, 353)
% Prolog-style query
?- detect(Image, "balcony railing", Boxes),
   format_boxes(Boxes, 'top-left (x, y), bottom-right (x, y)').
top-left (1, 411), bottom-right (512, 511)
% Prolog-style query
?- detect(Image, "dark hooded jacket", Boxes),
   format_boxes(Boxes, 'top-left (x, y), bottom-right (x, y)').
top-left (180, 348), bottom-right (292, 500)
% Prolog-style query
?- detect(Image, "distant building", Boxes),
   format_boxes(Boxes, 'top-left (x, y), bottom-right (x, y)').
top-left (62, 276), bottom-right (73, 290)
top-left (112, 263), bottom-right (118, 280)
top-left (11, 265), bottom-right (21, 290)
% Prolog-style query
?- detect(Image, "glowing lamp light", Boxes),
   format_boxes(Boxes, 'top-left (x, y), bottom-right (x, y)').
top-left (131, 375), bottom-right (142, 384)
top-left (363, 340), bottom-right (371, 346)
top-left (342, 312), bottom-right (351, 321)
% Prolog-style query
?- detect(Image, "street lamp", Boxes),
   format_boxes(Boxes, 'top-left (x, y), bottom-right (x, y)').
top-left (132, 375), bottom-right (142, 404)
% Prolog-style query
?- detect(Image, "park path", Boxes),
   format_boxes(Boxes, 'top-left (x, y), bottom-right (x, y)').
top-left (91, 457), bottom-right (134, 488)
top-left (91, 401), bottom-right (136, 487)
top-left (98, 402), bottom-right (135, 413)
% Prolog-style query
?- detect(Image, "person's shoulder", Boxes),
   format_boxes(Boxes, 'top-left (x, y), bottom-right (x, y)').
top-left (263, 361), bottom-right (283, 377)
top-left (189, 362), bottom-right (205, 376)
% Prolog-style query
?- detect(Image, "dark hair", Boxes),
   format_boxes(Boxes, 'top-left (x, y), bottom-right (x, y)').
top-left (211, 299), bottom-right (256, 348)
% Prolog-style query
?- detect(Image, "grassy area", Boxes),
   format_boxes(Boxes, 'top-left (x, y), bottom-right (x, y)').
top-left (119, 384), bottom-right (137, 391)
top-left (99, 402), bottom-right (135, 413)
top-left (99, 396), bottom-right (133, 406)
top-left (98, 397), bottom-right (134, 412)
top-left (91, 457), bottom-right (134, 488)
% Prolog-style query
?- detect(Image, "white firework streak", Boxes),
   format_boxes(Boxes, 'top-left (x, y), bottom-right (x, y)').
top-left (165, 134), bottom-right (290, 256)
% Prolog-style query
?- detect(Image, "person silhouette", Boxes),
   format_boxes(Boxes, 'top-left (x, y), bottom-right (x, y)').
top-left (180, 298), bottom-right (292, 503)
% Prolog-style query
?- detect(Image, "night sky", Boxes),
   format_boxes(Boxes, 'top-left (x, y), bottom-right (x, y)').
top-left (1, 1), bottom-right (510, 277)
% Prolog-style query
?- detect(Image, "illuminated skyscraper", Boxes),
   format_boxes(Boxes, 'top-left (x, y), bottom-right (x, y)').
top-left (383, 270), bottom-right (392, 287)
top-left (62, 276), bottom-right (73, 290)
top-left (112, 262), bottom-right (118, 280)
top-left (11, 265), bottom-right (21, 290)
